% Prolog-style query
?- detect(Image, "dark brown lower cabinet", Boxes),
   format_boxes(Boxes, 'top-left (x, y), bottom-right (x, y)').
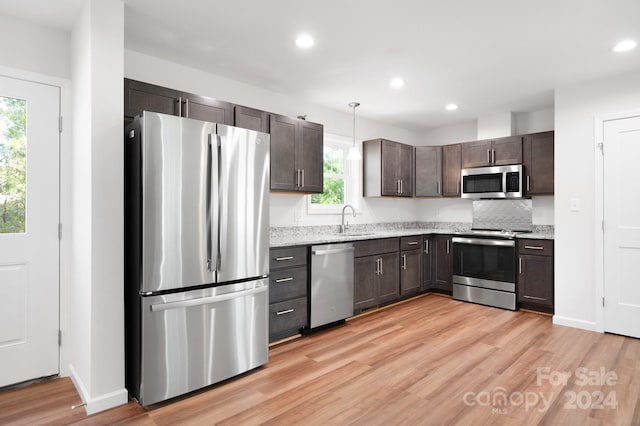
top-left (517, 239), bottom-right (554, 314)
top-left (431, 235), bottom-right (453, 293)
top-left (422, 236), bottom-right (432, 290)
top-left (353, 239), bottom-right (400, 313)
top-left (400, 249), bottom-right (422, 296)
top-left (269, 246), bottom-right (309, 342)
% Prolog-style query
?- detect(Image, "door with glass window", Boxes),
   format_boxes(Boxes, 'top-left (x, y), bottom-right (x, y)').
top-left (0, 75), bottom-right (60, 387)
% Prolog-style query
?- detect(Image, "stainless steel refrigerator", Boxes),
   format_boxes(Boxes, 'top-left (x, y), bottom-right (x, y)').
top-left (124, 111), bottom-right (270, 406)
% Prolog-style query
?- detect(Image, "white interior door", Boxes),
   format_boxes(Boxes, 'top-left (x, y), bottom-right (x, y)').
top-left (0, 75), bottom-right (60, 387)
top-left (603, 114), bottom-right (640, 338)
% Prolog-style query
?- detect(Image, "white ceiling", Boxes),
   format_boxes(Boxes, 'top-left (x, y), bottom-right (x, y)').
top-left (2, 0), bottom-right (640, 131)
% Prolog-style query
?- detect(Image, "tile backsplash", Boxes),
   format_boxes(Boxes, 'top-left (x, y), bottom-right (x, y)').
top-left (472, 199), bottom-right (533, 231)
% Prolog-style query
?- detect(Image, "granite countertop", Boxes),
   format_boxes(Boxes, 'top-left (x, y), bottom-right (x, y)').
top-left (270, 222), bottom-right (554, 247)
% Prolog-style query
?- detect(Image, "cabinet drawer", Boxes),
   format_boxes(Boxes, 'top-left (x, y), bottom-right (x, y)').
top-left (518, 239), bottom-right (553, 256)
top-left (270, 246), bottom-right (307, 269)
top-left (269, 297), bottom-right (307, 338)
top-left (354, 238), bottom-right (399, 258)
top-left (269, 266), bottom-right (307, 303)
top-left (400, 236), bottom-right (423, 251)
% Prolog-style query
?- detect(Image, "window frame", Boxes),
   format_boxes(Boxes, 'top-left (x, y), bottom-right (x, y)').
top-left (306, 133), bottom-right (361, 215)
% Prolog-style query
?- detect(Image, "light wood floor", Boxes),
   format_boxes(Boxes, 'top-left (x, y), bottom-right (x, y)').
top-left (2, 294), bottom-right (639, 425)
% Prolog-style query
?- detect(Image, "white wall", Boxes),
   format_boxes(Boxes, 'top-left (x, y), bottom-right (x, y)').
top-left (515, 107), bottom-right (554, 134)
top-left (0, 14), bottom-right (70, 78)
top-left (554, 70), bottom-right (640, 331)
top-left (69, 0), bottom-right (127, 414)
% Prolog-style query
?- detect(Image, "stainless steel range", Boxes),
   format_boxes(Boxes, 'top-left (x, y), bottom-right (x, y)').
top-left (451, 229), bottom-right (522, 310)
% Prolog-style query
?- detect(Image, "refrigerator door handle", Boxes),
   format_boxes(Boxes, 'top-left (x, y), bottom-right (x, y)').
top-left (150, 285), bottom-right (268, 312)
top-left (208, 134), bottom-right (220, 273)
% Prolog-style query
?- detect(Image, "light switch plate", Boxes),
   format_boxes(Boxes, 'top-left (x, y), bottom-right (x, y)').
top-left (570, 198), bottom-right (580, 212)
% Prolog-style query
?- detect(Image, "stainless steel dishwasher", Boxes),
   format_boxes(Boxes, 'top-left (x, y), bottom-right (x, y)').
top-left (310, 243), bottom-right (354, 328)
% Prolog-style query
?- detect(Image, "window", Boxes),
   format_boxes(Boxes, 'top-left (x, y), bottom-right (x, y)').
top-left (0, 96), bottom-right (27, 233)
top-left (308, 133), bottom-right (360, 214)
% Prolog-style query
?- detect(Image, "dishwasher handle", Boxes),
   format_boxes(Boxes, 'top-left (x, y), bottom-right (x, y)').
top-left (312, 247), bottom-right (355, 256)
top-left (150, 285), bottom-right (267, 312)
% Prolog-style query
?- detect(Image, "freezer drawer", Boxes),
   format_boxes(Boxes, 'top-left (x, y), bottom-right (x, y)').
top-left (139, 279), bottom-right (268, 405)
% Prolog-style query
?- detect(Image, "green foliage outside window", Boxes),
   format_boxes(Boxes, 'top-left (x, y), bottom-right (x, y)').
top-left (311, 144), bottom-right (345, 205)
top-left (0, 96), bottom-right (27, 234)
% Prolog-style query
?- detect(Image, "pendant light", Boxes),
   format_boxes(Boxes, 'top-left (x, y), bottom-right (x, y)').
top-left (346, 102), bottom-right (361, 161)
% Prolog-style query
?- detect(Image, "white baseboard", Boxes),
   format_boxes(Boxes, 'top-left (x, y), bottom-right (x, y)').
top-left (68, 364), bottom-right (128, 415)
top-left (552, 315), bottom-right (599, 332)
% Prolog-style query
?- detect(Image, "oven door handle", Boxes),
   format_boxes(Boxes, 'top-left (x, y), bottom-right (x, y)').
top-left (451, 237), bottom-right (515, 247)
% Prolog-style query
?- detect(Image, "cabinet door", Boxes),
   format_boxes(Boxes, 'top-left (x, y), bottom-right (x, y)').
top-left (381, 140), bottom-right (401, 196)
top-left (492, 136), bottom-right (522, 165)
top-left (423, 237), bottom-right (432, 289)
top-left (461, 140), bottom-right (492, 168)
top-left (182, 93), bottom-right (233, 125)
top-left (400, 250), bottom-right (422, 296)
top-left (518, 254), bottom-right (553, 310)
top-left (124, 79), bottom-right (180, 120)
top-left (269, 114), bottom-right (298, 191)
top-left (442, 144), bottom-right (461, 197)
top-left (432, 236), bottom-right (453, 293)
top-left (398, 143), bottom-right (414, 197)
top-left (234, 105), bottom-right (269, 133)
top-left (378, 252), bottom-right (400, 304)
top-left (523, 131), bottom-right (554, 195)
top-left (297, 120), bottom-right (324, 194)
top-left (354, 256), bottom-right (378, 311)
top-left (415, 146), bottom-right (442, 197)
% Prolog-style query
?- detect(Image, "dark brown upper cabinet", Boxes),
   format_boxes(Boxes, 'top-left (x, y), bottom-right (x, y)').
top-left (415, 146), bottom-right (442, 197)
top-left (461, 136), bottom-right (522, 168)
top-left (269, 114), bottom-right (323, 194)
top-left (442, 144), bottom-right (461, 197)
top-left (234, 105), bottom-right (270, 133)
top-left (523, 131), bottom-right (554, 195)
top-left (124, 78), bottom-right (233, 125)
top-left (363, 139), bottom-right (414, 197)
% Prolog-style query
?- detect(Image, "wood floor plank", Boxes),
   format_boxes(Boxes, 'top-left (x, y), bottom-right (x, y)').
top-left (1, 294), bottom-right (639, 425)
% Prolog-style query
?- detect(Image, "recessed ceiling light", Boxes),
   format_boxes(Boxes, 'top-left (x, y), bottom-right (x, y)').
top-left (613, 39), bottom-right (637, 52)
top-left (445, 103), bottom-right (458, 111)
top-left (295, 34), bottom-right (314, 49)
top-left (389, 78), bottom-right (405, 88)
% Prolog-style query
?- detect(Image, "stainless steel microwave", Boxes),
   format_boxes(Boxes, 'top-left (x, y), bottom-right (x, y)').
top-left (460, 164), bottom-right (523, 199)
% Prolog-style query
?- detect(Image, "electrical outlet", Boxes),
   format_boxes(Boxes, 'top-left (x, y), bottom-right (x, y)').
top-left (294, 210), bottom-right (304, 222)
top-left (570, 198), bottom-right (580, 212)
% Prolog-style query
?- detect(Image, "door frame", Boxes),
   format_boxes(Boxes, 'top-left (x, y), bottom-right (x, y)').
top-left (0, 65), bottom-right (71, 379)
top-left (594, 109), bottom-right (640, 333)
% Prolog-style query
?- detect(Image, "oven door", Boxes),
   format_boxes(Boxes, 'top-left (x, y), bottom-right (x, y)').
top-left (452, 237), bottom-right (516, 284)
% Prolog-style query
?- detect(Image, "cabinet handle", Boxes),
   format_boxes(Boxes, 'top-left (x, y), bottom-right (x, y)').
top-left (408, 241), bottom-right (419, 246)
top-left (519, 257), bottom-right (522, 274)
top-left (274, 277), bottom-right (293, 283)
top-left (424, 240), bottom-right (429, 254)
top-left (275, 256), bottom-right (294, 261)
top-left (379, 258), bottom-right (383, 275)
top-left (402, 254), bottom-right (407, 270)
top-left (487, 149), bottom-right (491, 164)
top-left (185, 98), bottom-right (189, 118)
top-left (492, 149), bottom-right (496, 164)
top-left (437, 181), bottom-right (441, 195)
top-left (375, 258), bottom-right (380, 275)
top-left (301, 169), bottom-right (305, 188)
top-left (446, 239), bottom-right (450, 254)
top-left (524, 245), bottom-right (544, 250)
top-left (527, 175), bottom-right (531, 192)
top-left (177, 96), bottom-right (182, 116)
top-left (400, 179), bottom-right (403, 194)
top-left (276, 309), bottom-right (294, 316)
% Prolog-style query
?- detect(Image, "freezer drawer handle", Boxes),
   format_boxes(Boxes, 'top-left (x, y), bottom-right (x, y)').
top-left (150, 285), bottom-right (267, 312)
top-left (312, 247), bottom-right (354, 256)
top-left (276, 309), bottom-right (294, 316)
top-left (274, 277), bottom-right (293, 283)
top-left (275, 256), bottom-right (294, 261)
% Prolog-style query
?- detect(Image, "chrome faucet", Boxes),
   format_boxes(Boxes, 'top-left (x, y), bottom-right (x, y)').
top-left (340, 204), bottom-right (356, 233)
